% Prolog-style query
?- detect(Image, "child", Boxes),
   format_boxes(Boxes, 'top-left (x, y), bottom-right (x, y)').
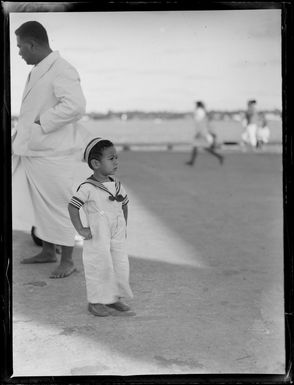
top-left (256, 113), bottom-right (270, 150)
top-left (68, 138), bottom-right (134, 317)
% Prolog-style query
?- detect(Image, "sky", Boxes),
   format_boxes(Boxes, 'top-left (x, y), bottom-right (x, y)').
top-left (8, 8), bottom-right (282, 115)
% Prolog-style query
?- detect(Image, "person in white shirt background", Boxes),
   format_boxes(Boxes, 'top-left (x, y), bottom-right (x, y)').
top-left (241, 99), bottom-right (259, 149)
top-left (186, 100), bottom-right (224, 166)
top-left (12, 21), bottom-right (86, 278)
top-left (256, 112), bottom-right (270, 150)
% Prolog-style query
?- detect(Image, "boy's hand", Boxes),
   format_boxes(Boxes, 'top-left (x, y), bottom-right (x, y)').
top-left (79, 227), bottom-right (92, 240)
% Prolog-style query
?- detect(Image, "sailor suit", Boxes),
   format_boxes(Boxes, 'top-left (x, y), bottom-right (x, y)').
top-left (69, 175), bottom-right (133, 304)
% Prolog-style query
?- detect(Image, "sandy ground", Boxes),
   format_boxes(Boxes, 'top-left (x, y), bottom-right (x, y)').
top-left (12, 149), bottom-right (285, 377)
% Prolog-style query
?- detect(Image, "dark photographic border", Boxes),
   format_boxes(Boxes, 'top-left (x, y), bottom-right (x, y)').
top-left (1, 1), bottom-right (292, 384)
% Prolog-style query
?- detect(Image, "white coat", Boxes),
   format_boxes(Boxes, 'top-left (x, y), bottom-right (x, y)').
top-left (13, 50), bottom-right (86, 157)
top-left (12, 51), bottom-right (87, 245)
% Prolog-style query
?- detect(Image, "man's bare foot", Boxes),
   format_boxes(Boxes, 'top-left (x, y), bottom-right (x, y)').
top-left (21, 251), bottom-right (57, 264)
top-left (50, 261), bottom-right (76, 279)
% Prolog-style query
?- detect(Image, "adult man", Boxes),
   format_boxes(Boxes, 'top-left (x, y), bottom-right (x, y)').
top-left (13, 21), bottom-right (86, 278)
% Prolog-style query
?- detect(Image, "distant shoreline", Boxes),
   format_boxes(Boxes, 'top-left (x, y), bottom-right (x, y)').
top-left (11, 109), bottom-right (282, 123)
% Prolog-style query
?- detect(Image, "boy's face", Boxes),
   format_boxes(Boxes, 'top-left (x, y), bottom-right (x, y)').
top-left (95, 146), bottom-right (119, 175)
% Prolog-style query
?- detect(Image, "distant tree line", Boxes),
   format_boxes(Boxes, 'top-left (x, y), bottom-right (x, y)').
top-left (87, 110), bottom-right (190, 120)
top-left (87, 109), bottom-right (281, 121)
top-left (11, 108), bottom-right (281, 124)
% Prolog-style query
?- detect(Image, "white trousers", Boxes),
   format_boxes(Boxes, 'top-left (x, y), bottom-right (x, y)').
top-left (83, 211), bottom-right (133, 304)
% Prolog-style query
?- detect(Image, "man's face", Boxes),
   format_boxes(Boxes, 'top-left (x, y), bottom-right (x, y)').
top-left (16, 36), bottom-right (36, 65)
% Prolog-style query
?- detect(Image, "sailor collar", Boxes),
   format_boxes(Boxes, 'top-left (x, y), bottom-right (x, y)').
top-left (77, 175), bottom-right (124, 202)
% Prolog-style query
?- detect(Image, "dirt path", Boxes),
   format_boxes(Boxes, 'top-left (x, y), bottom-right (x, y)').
top-left (12, 151), bottom-right (284, 376)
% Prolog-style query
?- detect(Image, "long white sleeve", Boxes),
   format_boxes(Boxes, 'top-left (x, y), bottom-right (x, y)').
top-left (40, 66), bottom-right (86, 134)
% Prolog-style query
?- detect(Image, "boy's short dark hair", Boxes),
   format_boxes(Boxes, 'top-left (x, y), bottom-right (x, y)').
top-left (86, 139), bottom-right (114, 169)
top-left (15, 21), bottom-right (49, 46)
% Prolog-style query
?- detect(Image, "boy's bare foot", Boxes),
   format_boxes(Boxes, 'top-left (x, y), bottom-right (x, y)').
top-left (21, 251), bottom-right (57, 264)
top-left (49, 261), bottom-right (76, 279)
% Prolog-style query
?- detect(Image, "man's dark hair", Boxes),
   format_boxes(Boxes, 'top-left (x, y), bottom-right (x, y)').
top-left (15, 21), bottom-right (49, 46)
top-left (86, 139), bottom-right (114, 169)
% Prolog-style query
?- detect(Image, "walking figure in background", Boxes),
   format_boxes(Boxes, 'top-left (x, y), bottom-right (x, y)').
top-left (256, 113), bottom-right (270, 150)
top-left (241, 99), bottom-right (259, 149)
top-left (186, 101), bottom-right (224, 166)
top-left (68, 138), bottom-right (134, 317)
top-left (13, 21), bottom-right (86, 278)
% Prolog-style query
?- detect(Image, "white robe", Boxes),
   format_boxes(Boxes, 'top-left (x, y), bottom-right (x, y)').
top-left (22, 155), bottom-right (79, 246)
top-left (12, 50), bottom-right (87, 245)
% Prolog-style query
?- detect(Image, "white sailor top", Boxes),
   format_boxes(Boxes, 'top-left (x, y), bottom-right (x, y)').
top-left (69, 175), bottom-right (129, 219)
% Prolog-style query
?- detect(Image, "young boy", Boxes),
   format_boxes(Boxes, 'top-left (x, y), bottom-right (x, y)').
top-left (68, 138), bottom-right (134, 317)
top-left (256, 113), bottom-right (270, 150)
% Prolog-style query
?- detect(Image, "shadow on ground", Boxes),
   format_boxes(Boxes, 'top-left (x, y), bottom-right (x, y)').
top-left (12, 151), bottom-right (285, 376)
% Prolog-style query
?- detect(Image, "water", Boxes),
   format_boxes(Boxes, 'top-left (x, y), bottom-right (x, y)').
top-left (82, 118), bottom-right (282, 145)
